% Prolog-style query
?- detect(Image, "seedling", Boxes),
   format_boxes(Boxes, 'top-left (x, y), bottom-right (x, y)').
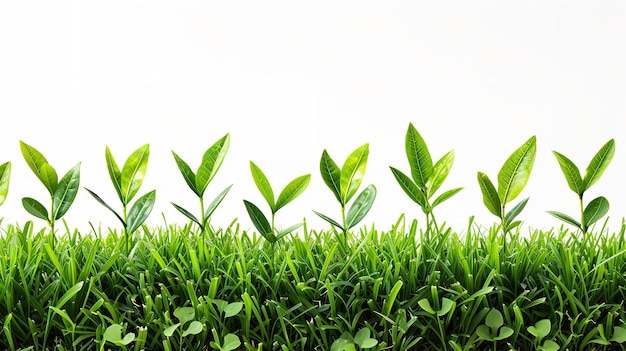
top-left (314, 143), bottom-right (376, 239)
top-left (84, 144), bottom-right (155, 253)
top-left (527, 319), bottom-right (559, 351)
top-left (101, 324), bottom-right (135, 351)
top-left (171, 133), bottom-right (232, 239)
top-left (417, 286), bottom-right (456, 351)
top-left (548, 139), bottom-right (615, 234)
top-left (477, 136), bottom-right (536, 238)
top-left (476, 309), bottom-right (514, 350)
top-left (588, 324), bottom-right (626, 348)
top-left (243, 160), bottom-right (310, 244)
top-left (210, 330), bottom-right (241, 351)
top-left (330, 327), bottom-right (379, 351)
top-left (0, 161), bottom-right (10, 206)
top-left (390, 123), bottom-right (463, 232)
top-left (20, 141), bottom-right (81, 247)
top-left (164, 306), bottom-right (203, 348)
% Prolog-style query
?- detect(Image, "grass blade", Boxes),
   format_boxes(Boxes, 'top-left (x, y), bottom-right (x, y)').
top-left (497, 135), bottom-right (536, 204)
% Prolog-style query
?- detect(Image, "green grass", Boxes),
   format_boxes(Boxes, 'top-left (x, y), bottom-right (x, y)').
top-left (1, 216), bottom-right (626, 350)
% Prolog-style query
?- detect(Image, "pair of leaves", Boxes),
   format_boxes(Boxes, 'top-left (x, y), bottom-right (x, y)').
top-left (85, 144), bottom-right (155, 234)
top-left (590, 324), bottom-right (626, 345)
top-left (549, 139), bottom-right (615, 232)
top-left (390, 123), bottom-right (463, 214)
top-left (317, 144), bottom-right (376, 232)
top-left (478, 136), bottom-right (536, 231)
top-left (330, 328), bottom-right (378, 351)
top-left (170, 134), bottom-right (232, 231)
top-left (527, 319), bottom-right (559, 351)
top-left (210, 332), bottom-right (241, 351)
top-left (476, 309), bottom-right (514, 342)
top-left (244, 161), bottom-right (310, 243)
top-left (164, 306), bottom-right (203, 338)
top-left (418, 297), bottom-right (454, 317)
top-left (0, 161), bottom-right (11, 206)
top-left (20, 141), bottom-right (81, 223)
top-left (102, 324), bottom-right (135, 349)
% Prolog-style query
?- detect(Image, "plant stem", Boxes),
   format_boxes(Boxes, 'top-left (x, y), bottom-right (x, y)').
top-left (579, 195), bottom-right (586, 233)
top-left (123, 205), bottom-right (129, 254)
top-left (341, 205), bottom-right (347, 238)
top-left (49, 196), bottom-right (55, 248)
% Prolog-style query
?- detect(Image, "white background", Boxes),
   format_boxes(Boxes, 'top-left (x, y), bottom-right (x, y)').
top-left (1, 1), bottom-right (624, 235)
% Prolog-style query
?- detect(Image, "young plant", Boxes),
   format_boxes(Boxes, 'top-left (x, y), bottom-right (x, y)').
top-left (389, 123), bottom-right (463, 232)
top-left (547, 139), bottom-right (615, 234)
top-left (330, 327), bottom-right (379, 351)
top-left (527, 319), bottom-right (559, 351)
top-left (314, 143), bottom-right (376, 239)
top-left (163, 307), bottom-right (203, 349)
top-left (170, 133), bottom-right (232, 238)
top-left (476, 309), bottom-right (514, 351)
top-left (477, 136), bottom-right (536, 235)
top-left (20, 141), bottom-right (81, 247)
top-left (243, 161), bottom-right (310, 244)
top-left (0, 161), bottom-right (10, 206)
top-left (418, 287), bottom-right (456, 351)
top-left (101, 324), bottom-right (136, 351)
top-left (84, 144), bottom-right (155, 253)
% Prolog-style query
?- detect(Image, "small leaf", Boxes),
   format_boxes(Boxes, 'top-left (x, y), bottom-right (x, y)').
top-left (120, 144), bottom-right (150, 205)
top-left (320, 150), bottom-right (342, 204)
top-left (20, 141), bottom-right (55, 193)
top-left (163, 323), bottom-right (179, 338)
top-left (389, 167), bottom-right (427, 209)
top-left (56, 281), bottom-right (84, 309)
top-left (313, 211), bottom-right (343, 231)
top-left (547, 211), bottom-right (582, 230)
top-left (222, 333), bottom-right (241, 351)
top-left (485, 309), bottom-right (504, 331)
top-left (426, 150), bottom-right (454, 198)
top-left (52, 163), bottom-right (81, 220)
top-left (174, 306), bottom-right (195, 324)
top-left (276, 222), bottom-right (304, 240)
top-left (103, 324), bottom-right (135, 345)
top-left (204, 184), bottom-right (233, 220)
top-left (354, 328), bottom-right (378, 349)
top-left (0, 162), bottom-right (11, 206)
top-left (223, 302), bottom-right (243, 318)
top-left (541, 340), bottom-right (560, 351)
top-left (84, 188), bottom-right (125, 226)
top-left (553, 151), bottom-right (584, 196)
top-left (438, 298), bottom-right (454, 316)
top-left (39, 163), bottom-right (59, 196)
top-left (340, 143), bottom-right (369, 204)
top-left (476, 325), bottom-right (492, 340)
top-left (504, 197), bottom-right (529, 227)
top-left (105, 146), bottom-right (123, 204)
top-left (609, 326), bottom-right (626, 343)
top-left (431, 187), bottom-right (463, 209)
top-left (477, 172), bottom-right (501, 217)
top-left (250, 161), bottom-right (275, 211)
top-left (345, 184), bottom-right (376, 230)
top-left (583, 196), bottom-right (609, 228)
top-left (243, 200), bottom-right (272, 236)
top-left (172, 151), bottom-right (197, 195)
top-left (171, 202), bottom-right (202, 228)
top-left (495, 326), bottom-right (514, 340)
top-left (22, 197), bottom-right (49, 221)
top-left (583, 139), bottom-right (615, 191)
top-left (275, 174), bottom-right (310, 213)
top-left (528, 319), bottom-right (551, 340)
top-left (196, 133), bottom-right (230, 196)
top-left (497, 135), bottom-right (536, 204)
top-left (182, 321), bottom-right (203, 337)
top-left (405, 123), bottom-right (433, 188)
top-left (417, 299), bottom-right (436, 315)
top-left (126, 190), bottom-right (156, 234)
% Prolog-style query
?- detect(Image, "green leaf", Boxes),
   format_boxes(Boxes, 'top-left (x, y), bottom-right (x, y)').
top-left (528, 319), bottom-right (551, 340)
top-left (84, 188), bottom-right (125, 226)
top-left (389, 167), bottom-right (427, 209)
top-left (345, 184), bottom-right (376, 230)
top-left (275, 174), bottom-right (310, 213)
top-left (541, 340), bottom-right (560, 351)
top-left (438, 298), bottom-right (454, 316)
top-left (171, 202), bottom-right (202, 228)
top-left (174, 306), bottom-right (195, 324)
top-left (583, 196), bottom-right (609, 228)
top-left (223, 302), bottom-right (243, 318)
top-left (172, 151), bottom-right (197, 195)
top-left (583, 139), bottom-right (615, 191)
top-left (417, 299), bottom-right (436, 315)
top-left (126, 190), bottom-right (156, 234)
top-left (39, 163), bottom-right (59, 196)
top-left (497, 135), bottom-right (536, 204)
top-left (547, 211), bottom-right (582, 230)
top-left (405, 123), bottom-right (433, 188)
top-left (610, 326), bottom-right (626, 343)
top-left (504, 197), bottom-right (529, 227)
top-left (105, 146), bottom-right (123, 204)
top-left (276, 222), bottom-right (304, 240)
top-left (243, 200), bottom-right (272, 236)
top-left (52, 163), bottom-right (81, 220)
top-left (222, 333), bottom-right (241, 351)
top-left (320, 150), bottom-right (342, 204)
top-left (477, 172), bottom-right (501, 217)
top-left (354, 328), bottom-right (378, 349)
top-left (431, 187), bottom-right (463, 209)
top-left (56, 281), bottom-right (84, 309)
top-left (495, 326), bottom-right (514, 341)
top-left (250, 161), bottom-right (275, 211)
top-left (22, 197), bottom-right (49, 221)
top-left (485, 309), bottom-right (504, 331)
top-left (553, 151), bottom-right (584, 196)
top-left (120, 144), bottom-right (150, 205)
top-left (0, 162), bottom-right (11, 206)
top-left (340, 144), bottom-right (369, 204)
top-left (20, 141), bottom-right (57, 194)
top-left (103, 324), bottom-right (135, 346)
top-left (476, 325), bottom-right (492, 340)
top-left (313, 211), bottom-right (343, 231)
top-left (204, 184), bottom-right (233, 220)
top-left (196, 133), bottom-right (230, 196)
top-left (163, 323), bottom-right (179, 338)
top-left (426, 150), bottom-right (454, 198)
top-left (182, 321), bottom-right (202, 337)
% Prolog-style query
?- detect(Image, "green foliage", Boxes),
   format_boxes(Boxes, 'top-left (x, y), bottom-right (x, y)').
top-left (19, 141), bottom-right (81, 246)
top-left (243, 160), bottom-right (310, 243)
top-left (85, 144), bottom-right (155, 253)
top-left (315, 143), bottom-right (376, 238)
top-left (171, 133), bottom-right (232, 235)
top-left (477, 136), bottom-right (536, 234)
top-left (0, 161), bottom-right (10, 206)
top-left (331, 328), bottom-right (379, 351)
top-left (390, 123), bottom-right (463, 231)
top-left (548, 139), bottom-right (615, 233)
